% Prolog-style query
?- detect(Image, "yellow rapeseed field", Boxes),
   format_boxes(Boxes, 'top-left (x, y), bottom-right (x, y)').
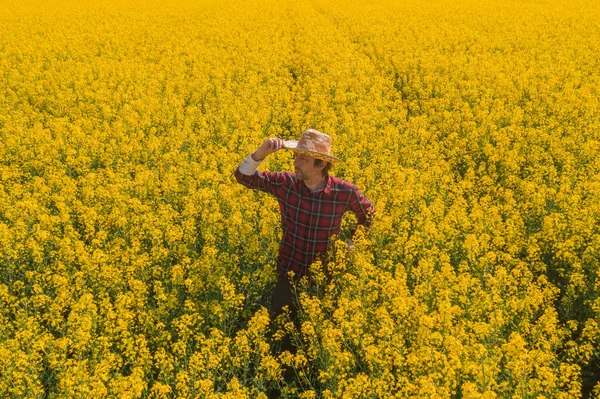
top-left (1, 0), bottom-right (599, 397)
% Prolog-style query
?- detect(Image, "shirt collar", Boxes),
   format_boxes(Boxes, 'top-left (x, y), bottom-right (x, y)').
top-left (323, 174), bottom-right (332, 195)
top-left (306, 175), bottom-right (332, 195)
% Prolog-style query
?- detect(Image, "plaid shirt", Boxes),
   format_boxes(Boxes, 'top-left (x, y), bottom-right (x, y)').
top-left (235, 167), bottom-right (375, 277)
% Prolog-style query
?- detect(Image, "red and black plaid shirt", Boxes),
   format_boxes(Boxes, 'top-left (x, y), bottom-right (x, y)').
top-left (235, 167), bottom-right (375, 277)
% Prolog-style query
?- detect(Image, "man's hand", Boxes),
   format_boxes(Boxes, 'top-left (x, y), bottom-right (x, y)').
top-left (252, 138), bottom-right (284, 161)
top-left (346, 240), bottom-right (355, 252)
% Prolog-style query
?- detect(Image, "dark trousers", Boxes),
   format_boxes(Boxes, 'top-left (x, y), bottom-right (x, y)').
top-left (269, 273), bottom-right (302, 398)
top-left (270, 273), bottom-right (301, 355)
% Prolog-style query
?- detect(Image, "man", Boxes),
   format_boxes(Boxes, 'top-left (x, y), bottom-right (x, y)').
top-left (234, 129), bottom-right (375, 347)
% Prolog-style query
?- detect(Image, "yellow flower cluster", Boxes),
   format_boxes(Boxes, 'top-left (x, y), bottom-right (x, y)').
top-left (1, 0), bottom-right (599, 397)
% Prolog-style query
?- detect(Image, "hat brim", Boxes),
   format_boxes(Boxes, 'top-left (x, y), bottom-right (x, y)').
top-left (283, 140), bottom-right (341, 163)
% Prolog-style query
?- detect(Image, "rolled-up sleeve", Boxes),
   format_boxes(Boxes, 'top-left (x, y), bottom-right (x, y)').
top-left (234, 158), bottom-right (288, 198)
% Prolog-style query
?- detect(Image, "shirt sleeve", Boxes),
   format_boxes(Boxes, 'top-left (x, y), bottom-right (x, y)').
top-left (348, 186), bottom-right (376, 236)
top-left (238, 154), bottom-right (262, 176)
top-left (234, 155), bottom-right (289, 198)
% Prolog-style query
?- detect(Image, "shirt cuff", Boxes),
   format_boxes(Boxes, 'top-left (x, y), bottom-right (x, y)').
top-left (238, 154), bottom-right (263, 176)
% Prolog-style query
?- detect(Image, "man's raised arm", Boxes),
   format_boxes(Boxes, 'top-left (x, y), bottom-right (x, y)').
top-left (234, 138), bottom-right (288, 196)
top-left (237, 138), bottom-right (285, 176)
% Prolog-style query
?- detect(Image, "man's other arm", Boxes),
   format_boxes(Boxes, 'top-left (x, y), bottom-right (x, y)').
top-left (347, 186), bottom-right (376, 239)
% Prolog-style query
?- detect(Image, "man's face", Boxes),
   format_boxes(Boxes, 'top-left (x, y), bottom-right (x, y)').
top-left (293, 153), bottom-right (321, 181)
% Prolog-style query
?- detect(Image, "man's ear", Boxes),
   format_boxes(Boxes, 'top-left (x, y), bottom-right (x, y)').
top-left (313, 158), bottom-right (324, 169)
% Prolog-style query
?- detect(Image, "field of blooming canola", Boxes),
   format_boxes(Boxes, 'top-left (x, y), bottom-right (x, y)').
top-left (1, 0), bottom-right (599, 397)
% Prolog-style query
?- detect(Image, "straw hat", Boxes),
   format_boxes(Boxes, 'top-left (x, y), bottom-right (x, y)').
top-left (283, 129), bottom-right (341, 163)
